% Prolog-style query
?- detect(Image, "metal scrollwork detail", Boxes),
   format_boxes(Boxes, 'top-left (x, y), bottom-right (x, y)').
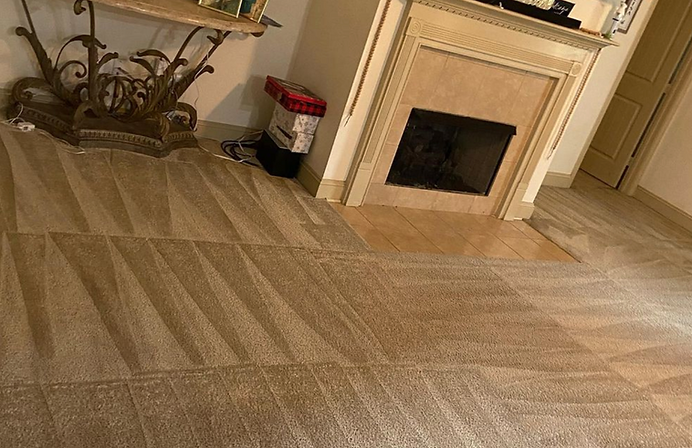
top-left (73, 0), bottom-right (87, 15)
top-left (12, 0), bottom-right (231, 135)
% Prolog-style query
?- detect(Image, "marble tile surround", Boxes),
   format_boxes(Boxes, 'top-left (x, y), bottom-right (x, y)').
top-left (366, 47), bottom-right (555, 214)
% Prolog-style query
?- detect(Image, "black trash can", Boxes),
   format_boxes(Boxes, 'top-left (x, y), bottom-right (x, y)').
top-left (256, 130), bottom-right (302, 178)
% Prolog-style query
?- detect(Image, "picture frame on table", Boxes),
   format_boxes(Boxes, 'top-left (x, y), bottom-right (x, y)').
top-left (241, 0), bottom-right (269, 23)
top-left (619, 0), bottom-right (642, 33)
top-left (198, 0), bottom-right (242, 18)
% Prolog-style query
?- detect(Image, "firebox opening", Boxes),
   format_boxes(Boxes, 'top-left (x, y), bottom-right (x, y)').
top-left (386, 109), bottom-right (517, 196)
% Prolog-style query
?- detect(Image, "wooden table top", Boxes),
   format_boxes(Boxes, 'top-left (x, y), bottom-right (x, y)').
top-left (90, 0), bottom-right (267, 34)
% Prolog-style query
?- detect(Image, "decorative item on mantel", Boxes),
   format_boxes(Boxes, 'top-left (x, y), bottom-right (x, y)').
top-left (607, 0), bottom-right (629, 38)
top-left (7, 0), bottom-right (266, 157)
top-left (515, 0), bottom-right (555, 9)
top-left (619, 0), bottom-right (640, 33)
top-left (474, 0), bottom-right (636, 40)
top-left (475, 0), bottom-right (582, 29)
top-left (257, 76), bottom-right (327, 178)
top-left (551, 0), bottom-right (575, 16)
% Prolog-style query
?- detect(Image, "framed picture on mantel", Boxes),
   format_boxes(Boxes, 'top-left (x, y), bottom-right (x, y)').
top-left (619, 0), bottom-right (642, 33)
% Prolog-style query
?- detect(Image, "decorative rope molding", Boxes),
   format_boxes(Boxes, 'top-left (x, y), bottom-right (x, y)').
top-left (413, 0), bottom-right (613, 50)
top-left (347, 0), bottom-right (393, 121)
top-left (548, 49), bottom-right (601, 158)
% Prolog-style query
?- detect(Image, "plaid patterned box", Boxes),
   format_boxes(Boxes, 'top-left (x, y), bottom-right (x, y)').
top-left (264, 76), bottom-right (327, 117)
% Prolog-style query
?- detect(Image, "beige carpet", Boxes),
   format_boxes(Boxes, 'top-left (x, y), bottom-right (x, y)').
top-left (2, 126), bottom-right (692, 447)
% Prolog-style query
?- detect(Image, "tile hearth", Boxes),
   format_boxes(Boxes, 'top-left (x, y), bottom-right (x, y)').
top-left (331, 203), bottom-right (576, 262)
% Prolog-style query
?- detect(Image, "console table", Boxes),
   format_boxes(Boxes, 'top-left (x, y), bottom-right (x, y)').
top-left (9, 0), bottom-right (267, 156)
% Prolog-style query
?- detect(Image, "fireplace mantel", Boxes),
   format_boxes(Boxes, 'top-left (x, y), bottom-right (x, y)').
top-left (342, 0), bottom-right (617, 220)
top-left (414, 0), bottom-right (616, 51)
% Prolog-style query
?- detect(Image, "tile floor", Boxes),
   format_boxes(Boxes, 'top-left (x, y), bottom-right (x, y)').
top-left (331, 203), bottom-right (576, 262)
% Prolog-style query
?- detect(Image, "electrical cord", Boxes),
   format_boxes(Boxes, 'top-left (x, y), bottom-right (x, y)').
top-left (220, 130), bottom-right (263, 167)
top-left (4, 102), bottom-right (25, 126)
top-left (1, 119), bottom-right (86, 155)
top-left (221, 144), bottom-right (260, 166)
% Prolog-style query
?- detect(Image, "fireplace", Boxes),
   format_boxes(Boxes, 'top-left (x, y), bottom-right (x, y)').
top-left (341, 0), bottom-right (613, 218)
top-left (387, 109), bottom-right (516, 196)
top-left (359, 47), bottom-right (559, 215)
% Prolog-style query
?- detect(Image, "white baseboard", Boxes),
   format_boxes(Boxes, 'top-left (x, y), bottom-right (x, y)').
top-left (542, 171), bottom-right (574, 188)
top-left (196, 122), bottom-right (349, 201)
top-left (318, 179), bottom-right (347, 202)
top-left (296, 163), bottom-right (345, 202)
top-left (515, 200), bottom-right (536, 220)
top-left (634, 187), bottom-right (692, 234)
top-left (296, 163), bottom-right (321, 197)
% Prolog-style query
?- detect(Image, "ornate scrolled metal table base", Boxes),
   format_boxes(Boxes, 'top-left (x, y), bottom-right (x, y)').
top-left (9, 0), bottom-right (236, 157)
top-left (7, 101), bottom-right (198, 157)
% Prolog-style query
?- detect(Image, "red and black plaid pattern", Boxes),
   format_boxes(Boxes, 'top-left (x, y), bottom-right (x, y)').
top-left (265, 76), bottom-right (327, 118)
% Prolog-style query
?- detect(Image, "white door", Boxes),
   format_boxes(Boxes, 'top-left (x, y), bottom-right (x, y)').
top-left (582, 0), bottom-right (692, 187)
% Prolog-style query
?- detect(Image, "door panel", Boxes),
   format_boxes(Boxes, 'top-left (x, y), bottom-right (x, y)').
top-left (582, 0), bottom-right (692, 187)
top-left (628, 1), bottom-right (691, 82)
top-left (589, 95), bottom-right (640, 159)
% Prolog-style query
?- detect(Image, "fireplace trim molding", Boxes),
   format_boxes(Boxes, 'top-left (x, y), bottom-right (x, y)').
top-left (412, 0), bottom-right (613, 50)
top-left (343, 0), bottom-right (615, 220)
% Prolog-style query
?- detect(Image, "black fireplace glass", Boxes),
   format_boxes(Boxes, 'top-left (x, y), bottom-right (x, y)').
top-left (386, 109), bottom-right (517, 196)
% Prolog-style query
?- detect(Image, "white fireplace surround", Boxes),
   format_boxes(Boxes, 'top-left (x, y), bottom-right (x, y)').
top-left (342, 0), bottom-right (615, 220)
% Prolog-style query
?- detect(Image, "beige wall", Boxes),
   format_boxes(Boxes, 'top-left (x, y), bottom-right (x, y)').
top-left (1, 0), bottom-right (310, 130)
top-left (319, 0), bottom-right (407, 182)
top-left (288, 0), bottom-right (401, 180)
top-left (541, 0), bottom-right (659, 194)
top-left (639, 80), bottom-right (692, 216)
